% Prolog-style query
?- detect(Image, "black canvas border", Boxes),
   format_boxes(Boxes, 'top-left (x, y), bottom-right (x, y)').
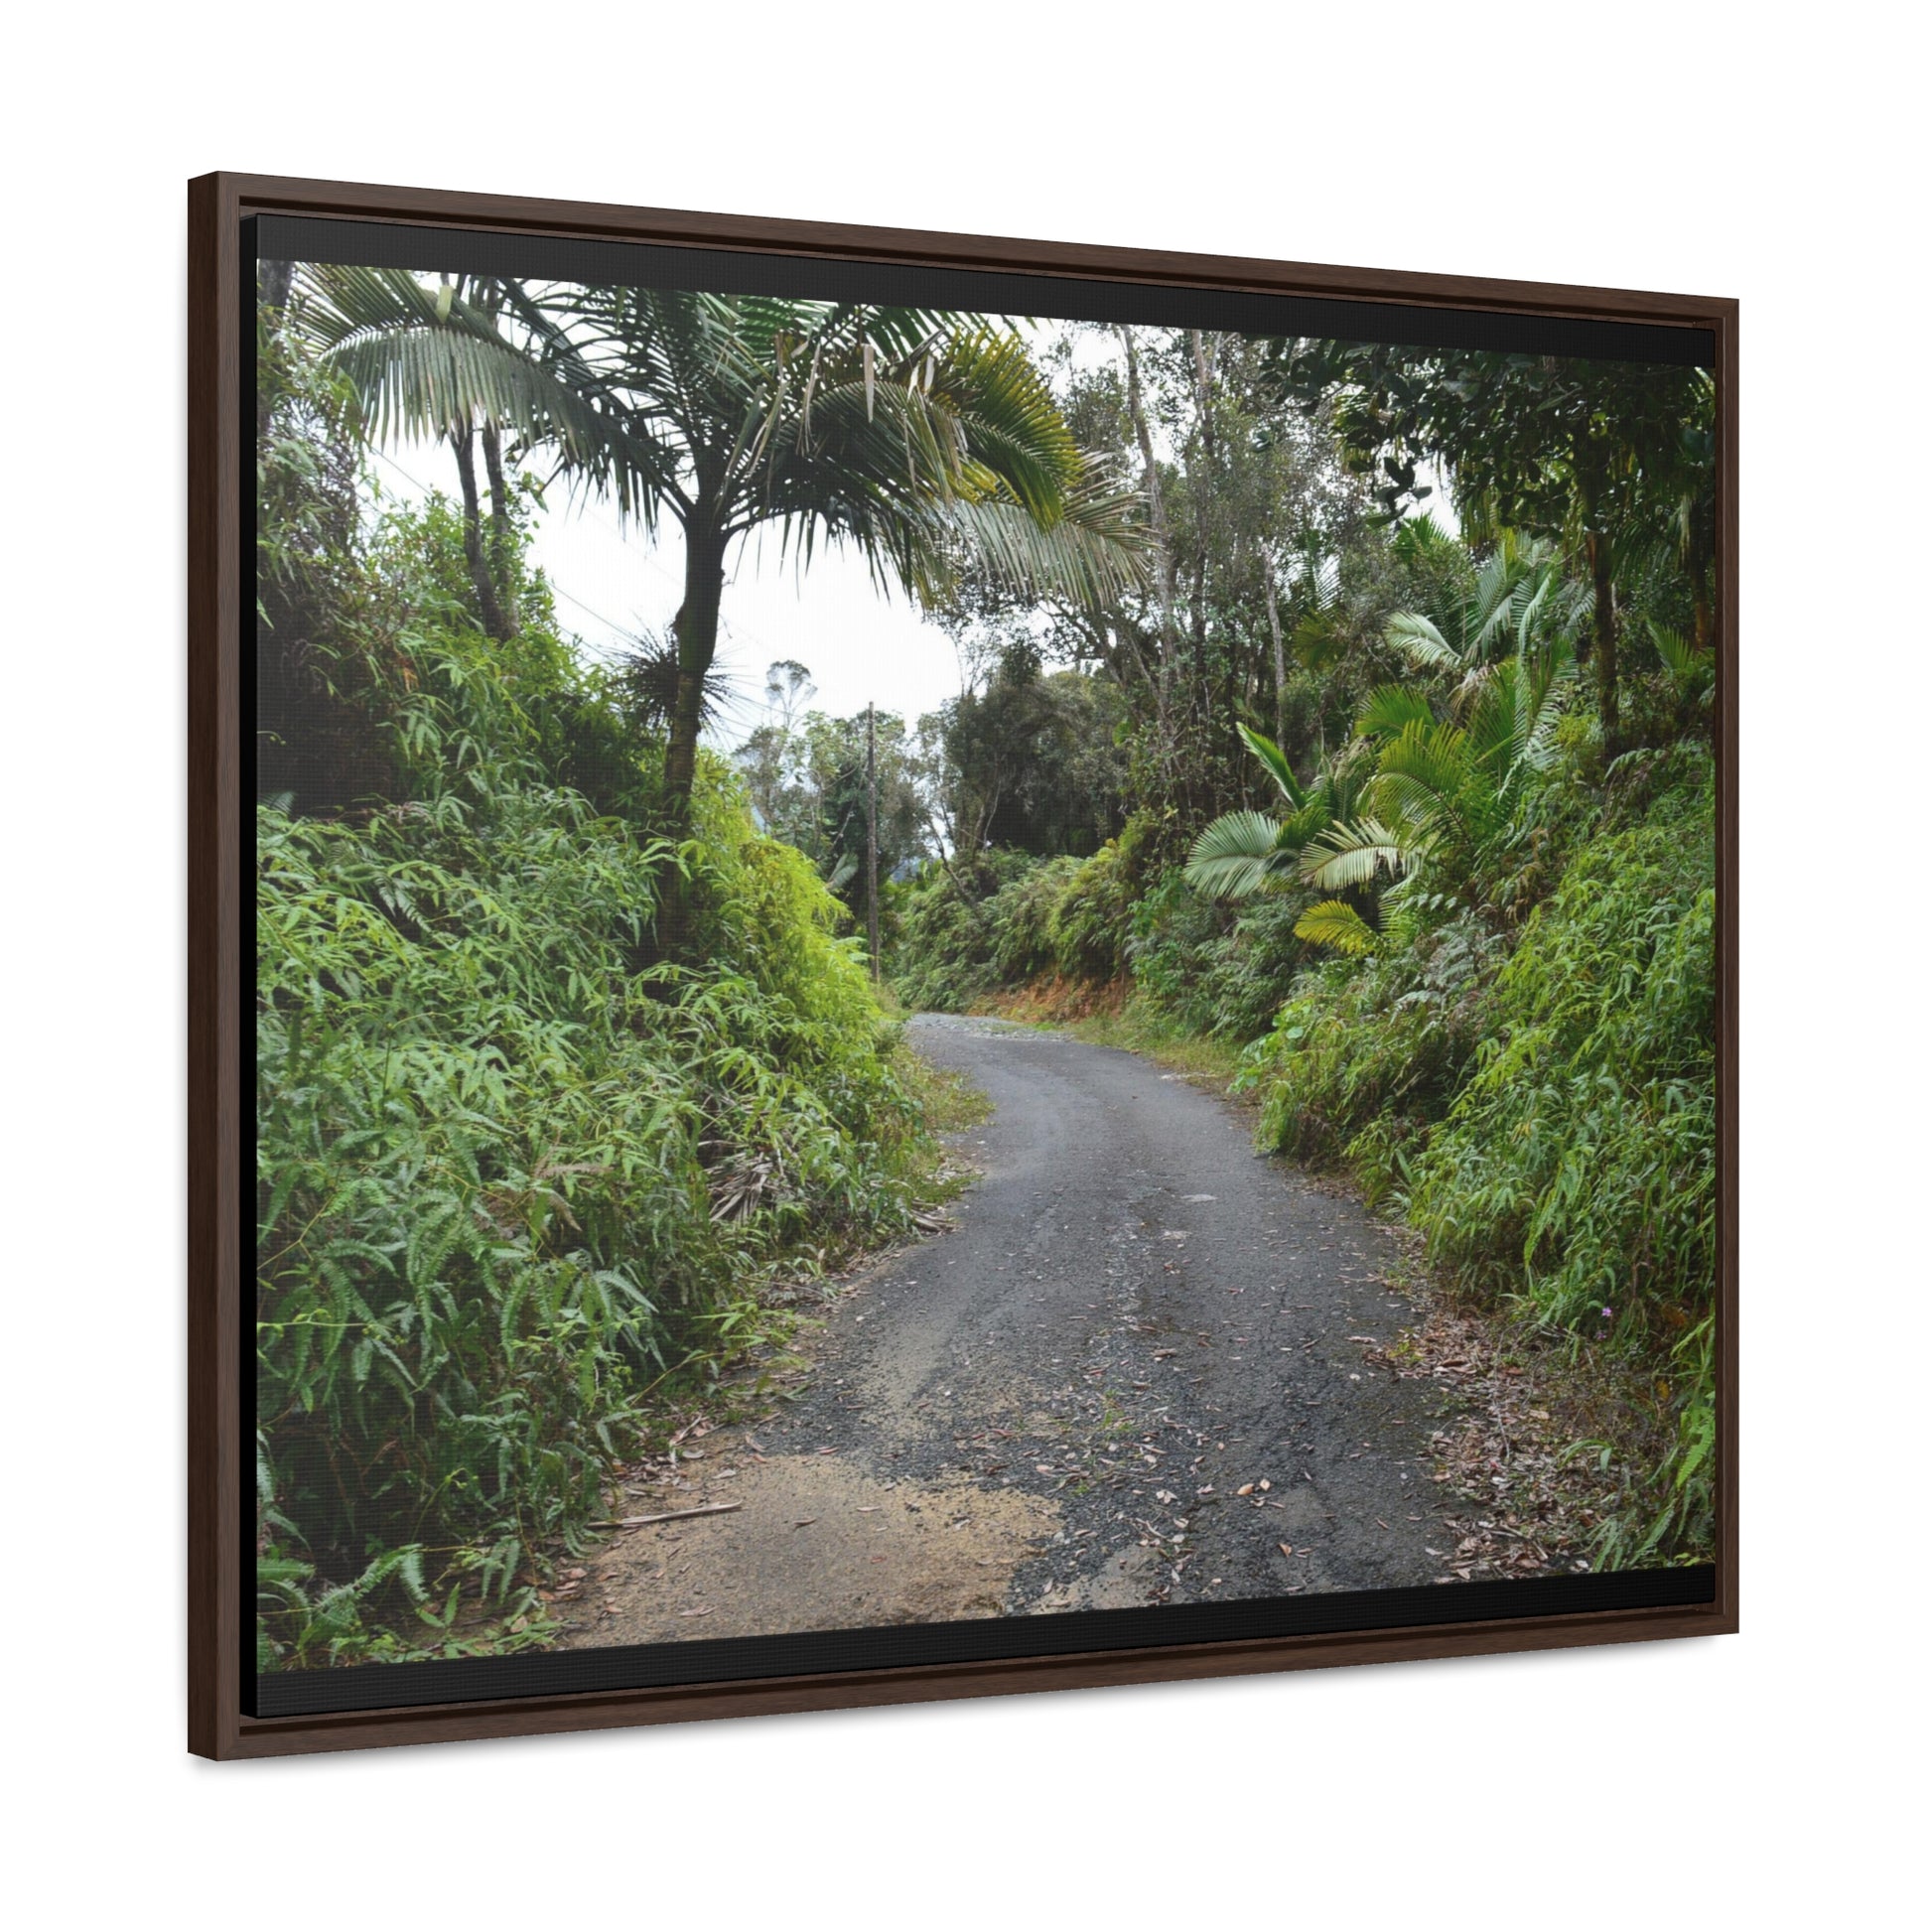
top-left (256, 1566), bottom-right (1716, 1717)
top-left (255, 213), bottom-right (1714, 369)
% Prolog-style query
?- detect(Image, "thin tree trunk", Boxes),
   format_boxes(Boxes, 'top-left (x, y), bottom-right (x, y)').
top-left (1120, 329), bottom-right (1177, 755)
top-left (865, 701), bottom-right (881, 985)
top-left (1586, 528), bottom-right (1619, 757)
top-left (451, 425), bottom-right (513, 641)
top-left (481, 423), bottom-right (518, 634)
top-left (1186, 338), bottom-right (1211, 661)
top-left (936, 850), bottom-right (991, 935)
top-left (655, 519), bottom-right (727, 956)
top-left (1264, 562), bottom-right (1288, 751)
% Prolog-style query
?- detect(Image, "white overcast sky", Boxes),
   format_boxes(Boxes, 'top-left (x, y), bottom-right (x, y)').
top-left (366, 436), bottom-right (966, 745)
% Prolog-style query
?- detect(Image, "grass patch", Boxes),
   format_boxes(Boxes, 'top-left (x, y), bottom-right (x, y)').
top-left (973, 978), bottom-right (1246, 1090)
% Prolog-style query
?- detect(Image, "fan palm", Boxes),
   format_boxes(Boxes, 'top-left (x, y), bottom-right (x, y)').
top-left (1385, 524), bottom-right (1584, 706)
top-left (292, 269), bottom-right (1147, 825)
top-left (1182, 724), bottom-right (1372, 897)
top-left (1186, 617), bottom-right (1578, 954)
top-left (1298, 624), bottom-right (1578, 908)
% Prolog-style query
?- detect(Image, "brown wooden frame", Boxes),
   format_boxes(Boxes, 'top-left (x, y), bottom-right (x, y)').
top-left (190, 171), bottom-right (1737, 1759)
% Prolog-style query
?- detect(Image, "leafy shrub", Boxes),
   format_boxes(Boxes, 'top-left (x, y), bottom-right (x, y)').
top-left (255, 497), bottom-right (927, 1665)
top-left (1130, 864), bottom-right (1332, 1045)
top-left (989, 855), bottom-right (1084, 979)
top-left (887, 842), bottom-right (1132, 1009)
top-left (1238, 915), bottom-right (1503, 1200)
top-left (1406, 777), bottom-right (1718, 1565)
top-left (886, 848), bottom-right (1031, 1011)
top-left (1237, 768), bottom-right (1717, 1558)
top-left (1048, 837), bottom-right (1134, 981)
top-left (1406, 779), bottom-right (1716, 1332)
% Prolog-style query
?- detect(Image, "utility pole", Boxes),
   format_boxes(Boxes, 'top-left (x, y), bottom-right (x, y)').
top-left (865, 702), bottom-right (881, 985)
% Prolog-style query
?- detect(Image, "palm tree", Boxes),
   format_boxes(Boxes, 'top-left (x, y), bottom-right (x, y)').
top-left (1295, 626), bottom-right (1579, 945)
top-left (1384, 522), bottom-right (1584, 702)
top-left (1185, 608), bottom-right (1579, 955)
top-left (1182, 723), bottom-right (1374, 897)
top-left (292, 270), bottom-right (1146, 827)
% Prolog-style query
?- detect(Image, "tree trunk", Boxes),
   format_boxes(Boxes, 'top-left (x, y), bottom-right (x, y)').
top-left (654, 520), bottom-right (727, 956)
top-left (1185, 330), bottom-right (1213, 697)
top-left (1264, 562), bottom-right (1288, 751)
top-left (1586, 528), bottom-right (1620, 757)
top-left (1692, 577), bottom-right (1714, 657)
top-left (451, 425), bottom-right (513, 641)
top-left (1119, 329), bottom-right (1177, 755)
top-left (662, 519), bottom-right (727, 828)
top-left (937, 851), bottom-right (992, 935)
top-left (481, 424), bottom-right (519, 634)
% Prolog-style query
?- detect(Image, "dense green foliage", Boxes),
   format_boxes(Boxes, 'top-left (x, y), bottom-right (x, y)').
top-left (260, 257), bottom-right (1720, 1661)
top-left (885, 324), bottom-right (1718, 1566)
top-left (255, 327), bottom-right (932, 1666)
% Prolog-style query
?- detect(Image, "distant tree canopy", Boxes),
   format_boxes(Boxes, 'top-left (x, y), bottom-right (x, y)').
top-left (938, 654), bottom-right (1128, 860)
top-left (735, 688), bottom-right (929, 911)
top-left (1268, 341), bottom-right (1715, 752)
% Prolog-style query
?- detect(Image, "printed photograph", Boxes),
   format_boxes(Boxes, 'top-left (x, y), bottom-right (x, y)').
top-left (254, 253), bottom-right (1716, 1672)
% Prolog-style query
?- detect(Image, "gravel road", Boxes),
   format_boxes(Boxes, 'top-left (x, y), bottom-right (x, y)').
top-left (564, 1015), bottom-right (1459, 1645)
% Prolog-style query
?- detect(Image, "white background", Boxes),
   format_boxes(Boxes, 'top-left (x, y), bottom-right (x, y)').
top-left (3, 4), bottom-right (1923, 1925)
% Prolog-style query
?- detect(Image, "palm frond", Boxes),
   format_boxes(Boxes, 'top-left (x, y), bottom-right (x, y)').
top-left (934, 462), bottom-right (1149, 611)
top-left (1357, 684), bottom-right (1439, 741)
top-left (1650, 620), bottom-right (1713, 689)
top-left (1301, 817), bottom-right (1413, 891)
top-left (1390, 513), bottom-right (1460, 569)
top-left (293, 265), bottom-right (675, 521)
top-left (1185, 810), bottom-right (1296, 898)
top-left (1387, 610), bottom-right (1462, 673)
top-left (1236, 723), bottom-right (1309, 808)
top-left (1294, 898), bottom-right (1380, 956)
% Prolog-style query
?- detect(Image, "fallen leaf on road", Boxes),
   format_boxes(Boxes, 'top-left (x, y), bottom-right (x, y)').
top-left (1280, 1544), bottom-right (1294, 1558)
top-left (793, 1518), bottom-right (818, 1528)
top-left (1237, 1483), bottom-right (1255, 1496)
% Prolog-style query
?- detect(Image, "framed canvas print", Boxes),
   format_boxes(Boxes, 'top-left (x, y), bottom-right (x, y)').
top-left (189, 173), bottom-right (1736, 1758)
